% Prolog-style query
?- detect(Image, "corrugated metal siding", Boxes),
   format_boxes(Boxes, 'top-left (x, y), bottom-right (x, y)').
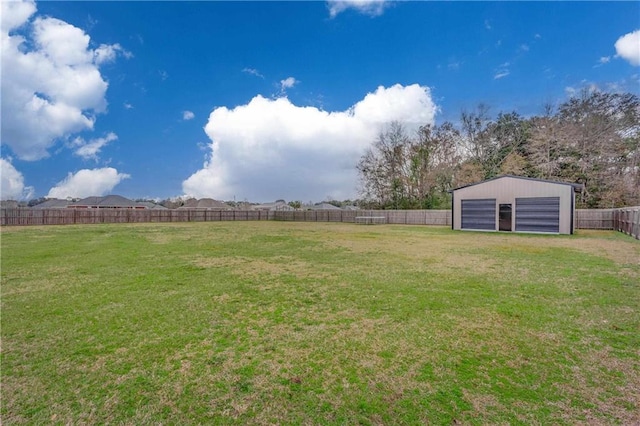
top-left (461, 199), bottom-right (496, 230)
top-left (515, 197), bottom-right (560, 233)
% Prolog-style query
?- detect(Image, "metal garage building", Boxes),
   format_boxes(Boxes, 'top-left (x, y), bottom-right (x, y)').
top-left (451, 175), bottom-right (583, 235)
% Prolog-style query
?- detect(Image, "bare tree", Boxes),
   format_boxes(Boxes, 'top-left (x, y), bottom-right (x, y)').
top-left (357, 121), bottom-right (461, 209)
top-left (554, 89), bottom-right (640, 207)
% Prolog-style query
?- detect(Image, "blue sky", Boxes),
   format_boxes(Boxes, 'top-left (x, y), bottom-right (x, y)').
top-left (2, 0), bottom-right (639, 203)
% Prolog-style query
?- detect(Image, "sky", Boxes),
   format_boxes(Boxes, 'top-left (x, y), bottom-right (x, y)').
top-left (1, 0), bottom-right (639, 203)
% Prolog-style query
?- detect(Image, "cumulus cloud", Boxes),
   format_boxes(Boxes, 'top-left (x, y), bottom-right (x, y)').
top-left (0, 158), bottom-right (34, 200)
top-left (615, 29), bottom-right (640, 66)
top-left (1, 0), bottom-right (36, 32)
top-left (47, 167), bottom-right (130, 198)
top-left (183, 84), bottom-right (436, 201)
top-left (0, 0), bottom-right (125, 161)
top-left (327, 0), bottom-right (392, 18)
top-left (279, 76), bottom-right (298, 94)
top-left (69, 132), bottom-right (117, 161)
top-left (94, 43), bottom-right (132, 64)
top-left (183, 110), bottom-right (195, 120)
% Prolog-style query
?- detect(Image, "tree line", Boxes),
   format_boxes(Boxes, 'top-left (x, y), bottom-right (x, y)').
top-left (357, 89), bottom-right (640, 209)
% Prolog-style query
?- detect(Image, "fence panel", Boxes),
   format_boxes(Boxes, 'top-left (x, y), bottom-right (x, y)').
top-left (576, 209), bottom-right (615, 230)
top-left (614, 206), bottom-right (640, 239)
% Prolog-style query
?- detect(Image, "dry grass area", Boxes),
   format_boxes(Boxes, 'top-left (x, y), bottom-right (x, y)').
top-left (1, 222), bottom-right (639, 424)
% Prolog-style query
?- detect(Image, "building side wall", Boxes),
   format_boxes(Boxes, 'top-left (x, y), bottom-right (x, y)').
top-left (452, 177), bottom-right (574, 234)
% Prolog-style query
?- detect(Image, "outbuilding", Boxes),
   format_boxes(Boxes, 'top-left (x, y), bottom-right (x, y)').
top-left (451, 175), bottom-right (583, 235)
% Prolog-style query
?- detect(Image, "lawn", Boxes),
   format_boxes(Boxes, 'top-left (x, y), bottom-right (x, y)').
top-left (1, 222), bottom-right (639, 424)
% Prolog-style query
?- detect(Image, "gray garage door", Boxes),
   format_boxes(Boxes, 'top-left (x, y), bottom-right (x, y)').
top-left (515, 197), bottom-right (560, 233)
top-left (461, 199), bottom-right (496, 230)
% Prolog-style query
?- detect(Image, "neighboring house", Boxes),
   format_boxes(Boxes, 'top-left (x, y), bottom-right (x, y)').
top-left (136, 201), bottom-right (169, 210)
top-left (253, 200), bottom-right (295, 211)
top-left (451, 175), bottom-right (583, 235)
top-left (306, 203), bottom-right (342, 211)
top-left (31, 199), bottom-right (72, 209)
top-left (178, 198), bottom-right (232, 210)
top-left (0, 200), bottom-right (21, 209)
top-left (68, 195), bottom-right (146, 209)
top-left (234, 202), bottom-right (255, 211)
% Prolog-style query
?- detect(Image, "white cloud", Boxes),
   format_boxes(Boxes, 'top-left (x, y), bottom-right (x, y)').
top-left (279, 76), bottom-right (298, 93)
top-left (183, 110), bottom-right (195, 121)
top-left (94, 43), bottom-right (131, 64)
top-left (0, 158), bottom-right (34, 200)
top-left (183, 83), bottom-right (436, 201)
top-left (69, 132), bottom-right (117, 161)
top-left (493, 62), bottom-right (510, 79)
top-left (599, 56), bottom-right (611, 64)
top-left (123, 102), bottom-right (134, 109)
top-left (327, 0), bottom-right (392, 18)
top-left (0, 0), bottom-right (123, 161)
top-left (47, 167), bottom-right (130, 198)
top-left (242, 68), bottom-right (264, 78)
top-left (1, 0), bottom-right (36, 32)
top-left (615, 29), bottom-right (640, 66)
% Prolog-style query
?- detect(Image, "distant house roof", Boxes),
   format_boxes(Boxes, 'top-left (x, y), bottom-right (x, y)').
top-left (31, 199), bottom-right (71, 209)
top-left (181, 198), bottom-right (199, 208)
top-left (178, 198), bottom-right (232, 210)
top-left (307, 203), bottom-right (342, 210)
top-left (68, 195), bottom-right (143, 208)
top-left (451, 175), bottom-right (584, 193)
top-left (0, 200), bottom-right (21, 209)
top-left (136, 201), bottom-right (169, 210)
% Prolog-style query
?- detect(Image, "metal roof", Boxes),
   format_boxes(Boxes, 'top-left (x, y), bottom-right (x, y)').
top-left (451, 175), bottom-right (584, 193)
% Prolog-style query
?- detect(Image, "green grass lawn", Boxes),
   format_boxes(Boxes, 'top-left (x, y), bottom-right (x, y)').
top-left (1, 222), bottom-right (639, 424)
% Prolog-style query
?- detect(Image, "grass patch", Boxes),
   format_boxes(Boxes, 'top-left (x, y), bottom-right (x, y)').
top-left (2, 222), bottom-right (639, 424)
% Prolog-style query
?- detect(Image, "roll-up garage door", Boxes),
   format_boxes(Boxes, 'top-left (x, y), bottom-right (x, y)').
top-left (515, 197), bottom-right (560, 233)
top-left (461, 199), bottom-right (496, 230)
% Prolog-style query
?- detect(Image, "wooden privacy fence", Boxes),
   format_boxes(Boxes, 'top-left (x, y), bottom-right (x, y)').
top-left (2, 207), bottom-right (639, 239)
top-left (0, 208), bottom-right (451, 227)
top-left (0, 209), bottom-right (272, 226)
top-left (576, 207), bottom-right (640, 239)
top-left (613, 207), bottom-right (640, 240)
top-left (575, 209), bottom-right (616, 230)
top-left (272, 209), bottom-right (451, 225)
